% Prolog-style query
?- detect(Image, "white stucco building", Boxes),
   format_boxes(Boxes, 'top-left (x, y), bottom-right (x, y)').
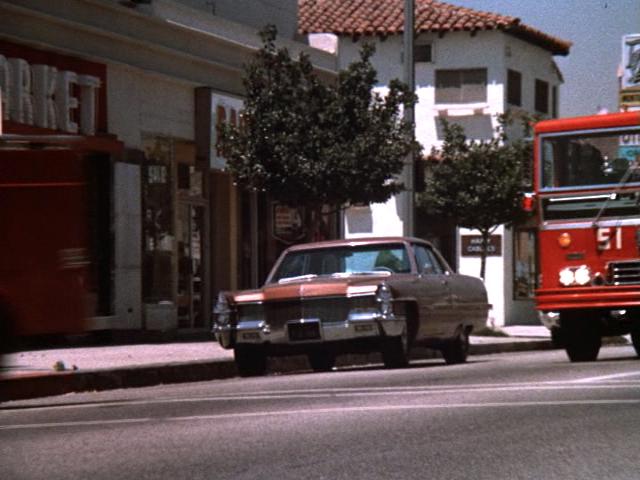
top-left (300, 0), bottom-right (571, 326)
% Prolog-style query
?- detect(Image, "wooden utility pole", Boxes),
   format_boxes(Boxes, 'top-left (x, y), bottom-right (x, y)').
top-left (402, 0), bottom-right (415, 236)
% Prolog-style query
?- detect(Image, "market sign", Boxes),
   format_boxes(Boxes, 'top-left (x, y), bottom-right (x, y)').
top-left (461, 235), bottom-right (502, 257)
top-left (0, 40), bottom-right (106, 135)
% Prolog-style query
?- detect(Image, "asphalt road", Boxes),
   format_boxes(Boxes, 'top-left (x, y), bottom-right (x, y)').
top-left (2, 345), bottom-right (640, 480)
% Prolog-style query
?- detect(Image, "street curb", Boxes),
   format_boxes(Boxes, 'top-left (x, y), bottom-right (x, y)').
top-left (0, 360), bottom-right (238, 403)
top-left (0, 340), bottom-right (554, 402)
top-left (470, 340), bottom-right (556, 355)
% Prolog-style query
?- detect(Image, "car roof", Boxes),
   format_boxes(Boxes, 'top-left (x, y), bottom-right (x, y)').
top-left (283, 236), bottom-right (431, 252)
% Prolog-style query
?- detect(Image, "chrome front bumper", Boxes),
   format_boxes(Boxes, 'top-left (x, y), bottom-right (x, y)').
top-left (213, 313), bottom-right (406, 350)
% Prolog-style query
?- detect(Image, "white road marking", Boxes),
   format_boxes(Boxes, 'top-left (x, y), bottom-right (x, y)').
top-left (572, 371), bottom-right (640, 383)
top-left (2, 398), bottom-right (639, 431)
top-left (4, 381), bottom-right (640, 413)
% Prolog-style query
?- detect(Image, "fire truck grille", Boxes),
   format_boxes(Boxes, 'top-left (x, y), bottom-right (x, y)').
top-left (609, 261), bottom-right (640, 285)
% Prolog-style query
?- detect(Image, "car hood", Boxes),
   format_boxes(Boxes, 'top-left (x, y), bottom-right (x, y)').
top-left (229, 275), bottom-right (392, 304)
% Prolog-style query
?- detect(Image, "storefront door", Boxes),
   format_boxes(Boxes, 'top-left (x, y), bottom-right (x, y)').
top-left (177, 202), bottom-right (205, 329)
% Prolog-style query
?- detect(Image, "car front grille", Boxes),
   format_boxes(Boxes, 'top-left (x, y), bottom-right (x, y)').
top-left (608, 260), bottom-right (640, 285)
top-left (264, 296), bottom-right (374, 328)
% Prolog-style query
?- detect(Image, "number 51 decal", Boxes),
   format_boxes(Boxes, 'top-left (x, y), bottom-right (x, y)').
top-left (597, 227), bottom-right (622, 251)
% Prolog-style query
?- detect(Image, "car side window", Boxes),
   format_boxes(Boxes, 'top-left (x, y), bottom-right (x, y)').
top-left (414, 244), bottom-right (441, 274)
top-left (425, 247), bottom-right (445, 274)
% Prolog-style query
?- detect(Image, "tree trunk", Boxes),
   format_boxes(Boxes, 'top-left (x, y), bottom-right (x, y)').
top-left (479, 228), bottom-right (490, 281)
top-left (304, 205), bottom-right (327, 243)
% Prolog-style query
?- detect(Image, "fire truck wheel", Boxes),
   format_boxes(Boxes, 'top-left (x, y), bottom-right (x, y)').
top-left (631, 329), bottom-right (640, 358)
top-left (564, 326), bottom-right (601, 362)
top-left (0, 302), bottom-right (16, 355)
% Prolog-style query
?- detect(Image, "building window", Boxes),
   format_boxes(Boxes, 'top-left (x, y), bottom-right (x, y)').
top-left (435, 114), bottom-right (494, 141)
top-left (535, 79), bottom-right (549, 114)
top-left (142, 136), bottom-right (175, 303)
top-left (513, 228), bottom-right (537, 300)
top-left (435, 68), bottom-right (487, 104)
top-left (414, 44), bottom-right (432, 63)
top-left (507, 69), bottom-right (522, 106)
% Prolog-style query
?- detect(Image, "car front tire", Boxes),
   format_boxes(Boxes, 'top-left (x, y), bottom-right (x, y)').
top-left (308, 350), bottom-right (336, 372)
top-left (382, 324), bottom-right (410, 369)
top-left (234, 346), bottom-right (267, 377)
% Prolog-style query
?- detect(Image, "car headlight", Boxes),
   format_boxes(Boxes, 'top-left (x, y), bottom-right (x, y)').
top-left (213, 292), bottom-right (231, 325)
top-left (375, 283), bottom-right (393, 317)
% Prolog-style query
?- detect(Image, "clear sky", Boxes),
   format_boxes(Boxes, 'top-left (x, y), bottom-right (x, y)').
top-left (450, 0), bottom-right (640, 117)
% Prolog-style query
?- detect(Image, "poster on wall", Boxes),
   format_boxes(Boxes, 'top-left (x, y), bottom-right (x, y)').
top-left (272, 203), bottom-right (306, 244)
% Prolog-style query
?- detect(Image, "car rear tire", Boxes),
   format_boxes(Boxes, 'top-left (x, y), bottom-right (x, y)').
top-left (382, 325), bottom-right (410, 369)
top-left (441, 333), bottom-right (469, 365)
top-left (308, 350), bottom-right (336, 372)
top-left (234, 346), bottom-right (267, 377)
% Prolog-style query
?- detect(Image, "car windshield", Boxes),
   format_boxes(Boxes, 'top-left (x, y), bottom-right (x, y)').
top-left (269, 243), bottom-right (411, 283)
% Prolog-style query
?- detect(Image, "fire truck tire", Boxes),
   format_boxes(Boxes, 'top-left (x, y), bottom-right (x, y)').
top-left (564, 327), bottom-right (601, 362)
top-left (630, 329), bottom-right (640, 358)
top-left (0, 301), bottom-right (17, 355)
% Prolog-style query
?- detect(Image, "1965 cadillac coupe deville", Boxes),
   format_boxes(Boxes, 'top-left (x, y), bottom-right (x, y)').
top-left (213, 237), bottom-right (490, 376)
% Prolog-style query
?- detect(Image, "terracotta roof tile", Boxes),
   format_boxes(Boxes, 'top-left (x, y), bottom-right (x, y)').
top-left (299, 0), bottom-right (571, 55)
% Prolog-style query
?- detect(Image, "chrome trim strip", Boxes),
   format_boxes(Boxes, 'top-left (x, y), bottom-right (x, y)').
top-left (547, 194), bottom-right (612, 202)
top-left (541, 218), bottom-right (640, 230)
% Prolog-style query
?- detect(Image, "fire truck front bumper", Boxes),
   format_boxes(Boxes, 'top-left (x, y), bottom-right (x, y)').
top-left (536, 285), bottom-right (640, 312)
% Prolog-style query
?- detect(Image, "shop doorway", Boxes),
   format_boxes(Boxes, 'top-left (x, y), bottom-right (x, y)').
top-left (177, 202), bottom-right (205, 329)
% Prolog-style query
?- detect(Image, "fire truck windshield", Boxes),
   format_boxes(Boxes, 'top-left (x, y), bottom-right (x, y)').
top-left (540, 127), bottom-right (640, 190)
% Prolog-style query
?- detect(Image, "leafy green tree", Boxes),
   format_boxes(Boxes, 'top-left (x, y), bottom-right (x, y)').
top-left (417, 115), bottom-right (532, 279)
top-left (219, 26), bottom-right (418, 239)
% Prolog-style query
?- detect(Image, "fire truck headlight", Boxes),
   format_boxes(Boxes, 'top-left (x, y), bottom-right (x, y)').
top-left (574, 266), bottom-right (591, 286)
top-left (559, 268), bottom-right (575, 286)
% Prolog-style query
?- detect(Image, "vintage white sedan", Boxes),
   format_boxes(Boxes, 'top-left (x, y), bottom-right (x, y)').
top-left (213, 237), bottom-right (489, 376)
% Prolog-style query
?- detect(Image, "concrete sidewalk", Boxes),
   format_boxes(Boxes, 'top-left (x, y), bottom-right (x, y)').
top-left (0, 326), bottom-right (556, 402)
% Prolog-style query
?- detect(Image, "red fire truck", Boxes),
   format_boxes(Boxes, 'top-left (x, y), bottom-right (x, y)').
top-left (533, 111), bottom-right (640, 362)
top-left (0, 127), bottom-right (120, 354)
top-left (0, 144), bottom-right (90, 354)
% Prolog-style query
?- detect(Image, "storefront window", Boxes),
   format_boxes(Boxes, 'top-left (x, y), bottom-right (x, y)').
top-left (142, 136), bottom-right (174, 303)
top-left (513, 228), bottom-right (537, 299)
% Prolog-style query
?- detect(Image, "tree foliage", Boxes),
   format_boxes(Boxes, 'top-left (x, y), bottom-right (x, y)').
top-left (218, 26), bottom-right (418, 238)
top-left (417, 114), bottom-right (533, 279)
